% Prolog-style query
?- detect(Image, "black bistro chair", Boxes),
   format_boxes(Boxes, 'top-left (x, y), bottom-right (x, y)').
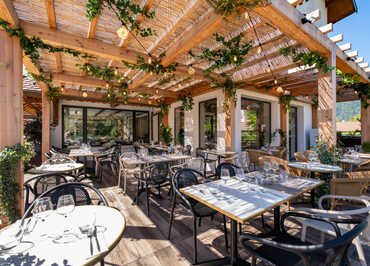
top-left (23, 172), bottom-right (78, 212)
top-left (22, 182), bottom-right (108, 265)
top-left (168, 168), bottom-right (229, 264)
top-left (240, 212), bottom-right (368, 266)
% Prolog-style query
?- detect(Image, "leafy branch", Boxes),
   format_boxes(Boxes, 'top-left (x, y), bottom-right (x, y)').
top-left (123, 53), bottom-right (178, 75)
top-left (279, 94), bottom-right (294, 113)
top-left (178, 91), bottom-right (194, 111)
top-left (206, 0), bottom-right (266, 17)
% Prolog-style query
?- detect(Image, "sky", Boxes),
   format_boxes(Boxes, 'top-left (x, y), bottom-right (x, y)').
top-left (328, 0), bottom-right (370, 65)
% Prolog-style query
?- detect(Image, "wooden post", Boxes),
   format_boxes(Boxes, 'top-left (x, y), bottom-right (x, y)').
top-left (361, 101), bottom-right (370, 144)
top-left (41, 90), bottom-right (51, 162)
top-left (0, 30), bottom-right (24, 215)
top-left (280, 104), bottom-right (288, 159)
top-left (318, 44), bottom-right (336, 145)
top-left (52, 98), bottom-right (59, 126)
top-left (225, 96), bottom-right (236, 152)
top-left (312, 106), bottom-right (318, 129)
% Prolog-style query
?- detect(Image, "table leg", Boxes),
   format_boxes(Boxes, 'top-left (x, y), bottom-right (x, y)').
top-left (230, 220), bottom-right (238, 266)
top-left (273, 206), bottom-right (280, 234)
top-left (310, 171), bottom-right (316, 208)
top-left (133, 164), bottom-right (145, 205)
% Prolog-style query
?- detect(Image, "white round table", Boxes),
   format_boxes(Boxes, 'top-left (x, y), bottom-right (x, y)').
top-left (27, 163), bottom-right (84, 174)
top-left (0, 205), bottom-right (126, 265)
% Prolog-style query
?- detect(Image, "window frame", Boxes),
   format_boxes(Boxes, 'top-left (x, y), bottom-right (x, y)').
top-left (198, 98), bottom-right (218, 148)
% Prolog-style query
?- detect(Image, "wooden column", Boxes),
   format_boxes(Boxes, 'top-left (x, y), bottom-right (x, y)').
top-left (52, 98), bottom-right (59, 126)
top-left (0, 30), bottom-right (24, 215)
top-left (280, 104), bottom-right (288, 159)
top-left (41, 89), bottom-right (51, 162)
top-left (161, 113), bottom-right (168, 127)
top-left (312, 106), bottom-right (318, 129)
top-left (225, 96), bottom-right (236, 152)
top-left (318, 44), bottom-right (336, 145)
top-left (361, 101), bottom-right (370, 143)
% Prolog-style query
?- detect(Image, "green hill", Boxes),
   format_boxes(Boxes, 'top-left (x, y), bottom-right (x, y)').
top-left (336, 100), bottom-right (361, 122)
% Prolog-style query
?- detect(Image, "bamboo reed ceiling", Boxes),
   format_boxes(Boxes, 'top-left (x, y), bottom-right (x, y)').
top-left (7, 0), bottom-right (367, 104)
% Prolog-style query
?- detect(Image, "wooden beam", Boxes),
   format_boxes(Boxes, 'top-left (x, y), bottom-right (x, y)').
top-left (87, 17), bottom-right (99, 39)
top-left (339, 43), bottom-right (351, 52)
top-left (319, 23), bottom-right (333, 34)
top-left (359, 62), bottom-right (369, 68)
top-left (329, 34), bottom-right (343, 43)
top-left (0, 0), bottom-right (19, 25)
top-left (287, 0), bottom-right (303, 7)
top-left (20, 20), bottom-right (147, 64)
top-left (253, 0), bottom-right (369, 82)
top-left (51, 72), bottom-right (178, 98)
top-left (355, 57), bottom-right (363, 63)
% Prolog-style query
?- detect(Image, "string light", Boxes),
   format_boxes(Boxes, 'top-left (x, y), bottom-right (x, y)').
top-left (257, 46), bottom-right (262, 54)
top-left (233, 55), bottom-right (238, 62)
top-left (188, 66), bottom-right (195, 75)
top-left (244, 12), bottom-right (249, 20)
top-left (105, 83), bottom-right (109, 89)
top-left (284, 90), bottom-right (291, 95)
top-left (123, 91), bottom-right (127, 96)
top-left (150, 71), bottom-right (153, 76)
top-left (114, 67), bottom-right (119, 75)
top-left (266, 67), bottom-right (271, 73)
top-left (274, 79), bottom-right (278, 85)
top-left (148, 100), bottom-right (152, 105)
top-left (116, 26), bottom-right (128, 39)
top-left (107, 93), bottom-right (111, 97)
top-left (276, 86), bottom-right (283, 94)
top-left (60, 85), bottom-right (64, 92)
top-left (148, 57), bottom-right (152, 64)
top-left (156, 89), bottom-right (159, 94)
top-left (82, 92), bottom-right (88, 98)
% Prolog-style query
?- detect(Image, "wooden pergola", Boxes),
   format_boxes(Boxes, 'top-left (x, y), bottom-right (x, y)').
top-left (0, 0), bottom-right (369, 213)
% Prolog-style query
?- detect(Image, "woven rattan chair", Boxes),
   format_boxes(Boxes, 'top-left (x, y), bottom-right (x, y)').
top-left (257, 155), bottom-right (290, 173)
top-left (246, 149), bottom-right (270, 171)
top-left (294, 151), bottom-right (308, 162)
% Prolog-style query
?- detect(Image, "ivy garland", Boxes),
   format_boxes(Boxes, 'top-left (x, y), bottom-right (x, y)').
top-left (86, 0), bottom-right (155, 38)
top-left (123, 53), bottom-right (178, 76)
top-left (279, 46), bottom-right (370, 108)
top-left (211, 74), bottom-right (244, 111)
top-left (0, 143), bottom-right (34, 222)
top-left (311, 96), bottom-right (318, 109)
top-left (206, 0), bottom-right (266, 17)
top-left (178, 91), bottom-right (194, 111)
top-left (279, 94), bottom-right (295, 113)
top-left (159, 103), bottom-right (169, 116)
top-left (190, 33), bottom-right (253, 72)
top-left (0, 18), bottom-right (94, 102)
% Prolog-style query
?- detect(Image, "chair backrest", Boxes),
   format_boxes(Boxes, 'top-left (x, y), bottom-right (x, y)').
top-left (185, 145), bottom-right (192, 156)
top-left (172, 168), bottom-right (202, 209)
top-left (279, 212), bottom-right (368, 266)
top-left (215, 162), bottom-right (238, 178)
top-left (246, 149), bottom-right (270, 165)
top-left (150, 162), bottom-right (169, 183)
top-left (344, 170), bottom-right (370, 179)
top-left (330, 177), bottom-right (370, 197)
top-left (22, 182), bottom-right (108, 221)
top-left (187, 157), bottom-right (204, 173)
top-left (258, 155), bottom-right (289, 172)
top-left (303, 150), bottom-right (315, 159)
top-left (294, 152), bottom-right (308, 162)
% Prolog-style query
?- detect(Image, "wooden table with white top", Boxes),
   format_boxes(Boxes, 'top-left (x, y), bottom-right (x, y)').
top-left (69, 148), bottom-right (106, 177)
top-left (180, 175), bottom-right (323, 266)
top-left (27, 162), bottom-right (84, 174)
top-left (0, 205), bottom-right (126, 265)
top-left (202, 150), bottom-right (237, 165)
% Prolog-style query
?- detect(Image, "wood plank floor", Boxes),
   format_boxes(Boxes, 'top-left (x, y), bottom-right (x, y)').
top-left (91, 168), bottom-right (369, 266)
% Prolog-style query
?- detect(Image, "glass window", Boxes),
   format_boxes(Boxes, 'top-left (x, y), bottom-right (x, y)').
top-left (240, 98), bottom-right (271, 149)
top-left (135, 111), bottom-right (149, 143)
top-left (87, 109), bottom-right (133, 146)
top-left (63, 107), bottom-right (83, 148)
top-left (289, 106), bottom-right (298, 159)
top-left (199, 99), bottom-right (217, 148)
top-left (174, 107), bottom-right (184, 145)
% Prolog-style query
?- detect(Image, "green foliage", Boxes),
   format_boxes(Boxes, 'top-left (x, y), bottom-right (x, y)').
top-left (24, 119), bottom-right (42, 145)
top-left (178, 91), bottom-right (194, 111)
top-left (279, 94), bottom-right (294, 113)
top-left (190, 33), bottom-right (253, 71)
top-left (312, 96), bottom-right (318, 109)
top-left (123, 53), bottom-right (178, 76)
top-left (0, 143), bottom-right (34, 222)
top-left (178, 128), bottom-right (185, 146)
top-left (314, 140), bottom-right (339, 166)
top-left (362, 142), bottom-right (370, 153)
top-left (160, 103), bottom-right (169, 116)
top-left (206, 0), bottom-right (265, 17)
top-left (86, 0), bottom-right (155, 37)
top-left (336, 101), bottom-right (360, 122)
top-left (160, 124), bottom-right (173, 144)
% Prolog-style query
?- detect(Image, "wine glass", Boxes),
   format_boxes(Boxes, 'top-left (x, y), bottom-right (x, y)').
top-left (235, 167), bottom-right (245, 181)
top-left (220, 168), bottom-right (230, 184)
top-left (57, 194), bottom-right (75, 219)
top-left (32, 197), bottom-right (54, 222)
top-left (263, 161), bottom-right (272, 174)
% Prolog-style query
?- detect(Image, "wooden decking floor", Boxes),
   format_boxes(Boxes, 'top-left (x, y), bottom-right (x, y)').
top-left (92, 169), bottom-right (369, 266)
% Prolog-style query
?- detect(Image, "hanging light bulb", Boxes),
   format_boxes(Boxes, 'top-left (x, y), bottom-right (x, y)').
top-left (86, 65), bottom-right (90, 71)
top-left (276, 86), bottom-right (283, 94)
top-left (244, 12), bottom-right (249, 20)
top-left (114, 68), bottom-right (118, 75)
top-left (188, 66), bottom-right (195, 75)
top-left (82, 91), bottom-right (88, 98)
top-left (60, 85), bottom-right (65, 92)
top-left (284, 90), bottom-right (291, 95)
top-left (156, 89), bottom-right (159, 94)
top-left (274, 79), bottom-right (278, 85)
top-left (148, 57), bottom-right (152, 64)
top-left (148, 100), bottom-right (152, 105)
top-left (107, 93), bottom-right (111, 97)
top-left (257, 46), bottom-right (262, 54)
top-left (123, 90), bottom-right (127, 96)
top-left (266, 67), bottom-right (271, 73)
top-left (233, 55), bottom-right (238, 62)
top-left (116, 26), bottom-right (128, 39)
top-left (106, 83), bottom-right (109, 89)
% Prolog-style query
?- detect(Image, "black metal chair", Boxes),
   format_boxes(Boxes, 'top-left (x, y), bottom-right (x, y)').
top-left (96, 147), bottom-right (117, 182)
top-left (184, 144), bottom-right (192, 156)
top-left (240, 212), bottom-right (368, 266)
top-left (215, 162), bottom-right (238, 178)
top-left (168, 168), bottom-right (229, 264)
top-left (21, 182), bottom-right (108, 266)
top-left (136, 162), bottom-right (170, 216)
top-left (23, 172), bottom-right (77, 212)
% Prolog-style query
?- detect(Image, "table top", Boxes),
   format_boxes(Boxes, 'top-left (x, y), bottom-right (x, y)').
top-left (27, 163), bottom-right (84, 174)
top-left (338, 156), bottom-right (368, 165)
top-left (0, 205), bottom-right (126, 265)
top-left (180, 175), bottom-right (323, 223)
top-left (201, 150), bottom-right (237, 156)
top-left (121, 154), bottom-right (191, 167)
top-left (288, 162), bottom-right (342, 173)
top-left (69, 148), bottom-right (105, 157)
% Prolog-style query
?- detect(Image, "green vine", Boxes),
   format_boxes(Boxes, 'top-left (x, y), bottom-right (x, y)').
top-left (206, 0), bottom-right (266, 17)
top-left (280, 46), bottom-right (370, 108)
top-left (160, 124), bottom-right (173, 144)
top-left (86, 0), bottom-right (155, 38)
top-left (190, 33), bottom-right (253, 72)
top-left (178, 91), bottom-right (194, 111)
top-left (123, 53), bottom-right (178, 76)
top-left (0, 143), bottom-right (34, 222)
top-left (312, 96), bottom-right (318, 109)
top-left (279, 94), bottom-right (295, 113)
top-left (160, 103), bottom-right (169, 116)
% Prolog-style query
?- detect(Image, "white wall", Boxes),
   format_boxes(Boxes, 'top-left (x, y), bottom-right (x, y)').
top-left (51, 100), bottom-right (155, 148)
top-left (296, 0), bottom-right (328, 27)
top-left (291, 100), bottom-right (313, 152)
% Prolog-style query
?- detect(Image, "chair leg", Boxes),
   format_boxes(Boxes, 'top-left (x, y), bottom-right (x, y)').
top-left (134, 180), bottom-right (140, 205)
top-left (261, 214), bottom-right (266, 228)
top-left (238, 223), bottom-right (242, 235)
top-left (353, 237), bottom-right (367, 266)
top-left (100, 260), bottom-right (104, 266)
top-left (223, 215), bottom-right (229, 252)
top-left (168, 194), bottom-right (176, 240)
top-left (145, 182), bottom-right (150, 217)
top-left (301, 225), bottom-right (307, 242)
top-left (193, 217), bottom-right (198, 264)
top-left (252, 256), bottom-right (257, 266)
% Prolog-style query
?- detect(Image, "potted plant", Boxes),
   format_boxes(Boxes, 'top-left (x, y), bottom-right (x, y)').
top-left (160, 124), bottom-right (173, 145)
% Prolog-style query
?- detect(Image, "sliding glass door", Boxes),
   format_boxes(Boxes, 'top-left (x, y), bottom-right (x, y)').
top-left (289, 106), bottom-right (298, 159)
top-left (63, 107), bottom-right (83, 148)
top-left (240, 98), bottom-right (271, 149)
top-left (174, 107), bottom-right (184, 145)
top-left (199, 99), bottom-right (217, 148)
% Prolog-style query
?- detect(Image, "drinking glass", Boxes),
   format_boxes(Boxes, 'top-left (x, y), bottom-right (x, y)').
top-left (57, 194), bottom-right (75, 218)
top-left (263, 161), bottom-right (271, 174)
top-left (220, 168), bottom-right (230, 184)
top-left (32, 197), bottom-right (54, 222)
top-left (235, 167), bottom-right (245, 181)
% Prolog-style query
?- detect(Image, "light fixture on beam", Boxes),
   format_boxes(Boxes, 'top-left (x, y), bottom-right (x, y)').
top-left (233, 55), bottom-right (238, 62)
top-left (257, 46), bottom-right (262, 54)
top-left (116, 26), bottom-right (129, 39)
top-left (114, 67), bottom-right (119, 75)
top-left (244, 12), bottom-right (249, 20)
top-left (276, 86), bottom-right (283, 94)
top-left (82, 91), bottom-right (88, 98)
top-left (188, 66), bottom-right (195, 75)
